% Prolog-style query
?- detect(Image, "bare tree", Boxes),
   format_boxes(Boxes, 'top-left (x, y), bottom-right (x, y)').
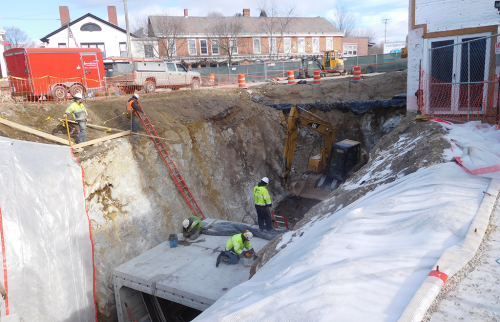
top-left (5, 27), bottom-right (36, 49)
top-left (258, 0), bottom-right (296, 60)
top-left (205, 14), bottom-right (243, 65)
top-left (328, 5), bottom-right (357, 37)
top-left (133, 11), bottom-right (188, 60)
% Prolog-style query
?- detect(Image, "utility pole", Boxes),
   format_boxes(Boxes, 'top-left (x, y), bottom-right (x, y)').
top-left (123, 0), bottom-right (133, 59)
top-left (382, 18), bottom-right (390, 44)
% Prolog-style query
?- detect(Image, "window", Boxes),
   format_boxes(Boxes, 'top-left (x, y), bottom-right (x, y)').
top-left (167, 39), bottom-right (176, 56)
top-left (284, 38), bottom-right (291, 53)
top-left (167, 63), bottom-right (176, 71)
top-left (58, 43), bottom-right (67, 48)
top-left (200, 39), bottom-right (208, 55)
top-left (312, 38), bottom-right (319, 52)
top-left (119, 43), bottom-right (127, 57)
top-left (270, 38), bottom-right (277, 54)
top-left (176, 63), bottom-right (186, 72)
top-left (343, 44), bottom-right (358, 56)
top-left (326, 38), bottom-right (333, 51)
top-left (81, 43), bottom-right (105, 58)
top-left (211, 39), bottom-right (219, 55)
top-left (80, 23), bottom-right (101, 32)
top-left (253, 38), bottom-right (261, 54)
top-left (230, 39), bottom-right (238, 54)
top-left (298, 38), bottom-right (305, 52)
top-left (144, 45), bottom-right (154, 58)
top-left (188, 39), bottom-right (197, 55)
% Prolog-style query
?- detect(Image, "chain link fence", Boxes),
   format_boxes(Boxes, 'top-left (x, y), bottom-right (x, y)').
top-left (419, 34), bottom-right (499, 124)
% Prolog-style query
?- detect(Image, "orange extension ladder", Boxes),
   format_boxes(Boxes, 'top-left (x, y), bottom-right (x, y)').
top-left (272, 212), bottom-right (289, 230)
top-left (136, 110), bottom-right (206, 219)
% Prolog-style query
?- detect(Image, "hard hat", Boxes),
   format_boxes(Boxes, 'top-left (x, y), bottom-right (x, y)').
top-left (243, 230), bottom-right (253, 240)
top-left (182, 219), bottom-right (190, 229)
top-left (133, 93), bottom-right (139, 99)
top-left (261, 177), bottom-right (269, 184)
top-left (73, 92), bottom-right (83, 100)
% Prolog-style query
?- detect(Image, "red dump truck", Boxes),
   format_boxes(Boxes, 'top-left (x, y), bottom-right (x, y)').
top-left (3, 48), bottom-right (105, 100)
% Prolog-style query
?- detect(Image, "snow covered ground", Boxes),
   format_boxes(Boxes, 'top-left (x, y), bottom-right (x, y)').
top-left (194, 163), bottom-right (491, 322)
top-left (428, 196), bottom-right (500, 322)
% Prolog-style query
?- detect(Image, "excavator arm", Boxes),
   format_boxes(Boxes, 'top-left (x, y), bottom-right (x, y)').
top-left (283, 105), bottom-right (336, 183)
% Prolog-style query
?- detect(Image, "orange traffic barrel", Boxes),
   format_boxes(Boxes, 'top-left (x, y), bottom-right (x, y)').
top-left (238, 74), bottom-right (246, 88)
top-left (313, 70), bottom-right (321, 84)
top-left (209, 73), bottom-right (215, 86)
top-left (287, 71), bottom-right (295, 84)
top-left (352, 65), bottom-right (361, 82)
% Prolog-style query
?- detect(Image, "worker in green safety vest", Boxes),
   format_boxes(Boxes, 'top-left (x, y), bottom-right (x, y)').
top-left (216, 230), bottom-right (257, 267)
top-left (63, 92), bottom-right (89, 143)
top-left (181, 215), bottom-right (203, 241)
top-left (253, 176), bottom-right (273, 231)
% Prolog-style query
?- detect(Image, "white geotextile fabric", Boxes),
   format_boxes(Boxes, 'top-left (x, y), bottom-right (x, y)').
top-left (0, 137), bottom-right (95, 321)
top-left (194, 163), bottom-right (490, 322)
top-left (436, 120), bottom-right (500, 179)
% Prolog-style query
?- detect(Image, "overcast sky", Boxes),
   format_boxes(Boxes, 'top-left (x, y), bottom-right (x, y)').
top-left (0, 0), bottom-right (408, 44)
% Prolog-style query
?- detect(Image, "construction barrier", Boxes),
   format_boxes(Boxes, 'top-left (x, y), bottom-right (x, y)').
top-left (313, 70), bottom-right (321, 85)
top-left (238, 74), bottom-right (246, 88)
top-left (209, 73), bottom-right (215, 86)
top-left (287, 71), bottom-right (295, 85)
top-left (352, 65), bottom-right (361, 82)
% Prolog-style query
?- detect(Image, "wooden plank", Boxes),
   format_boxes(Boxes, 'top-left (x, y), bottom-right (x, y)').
top-left (0, 117), bottom-right (70, 145)
top-left (58, 118), bottom-right (124, 132)
top-left (73, 130), bottom-right (131, 148)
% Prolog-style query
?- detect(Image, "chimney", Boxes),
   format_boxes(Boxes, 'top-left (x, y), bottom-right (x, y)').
top-left (243, 9), bottom-right (250, 17)
top-left (59, 6), bottom-right (70, 26)
top-left (108, 6), bottom-right (118, 25)
top-left (184, 9), bottom-right (188, 18)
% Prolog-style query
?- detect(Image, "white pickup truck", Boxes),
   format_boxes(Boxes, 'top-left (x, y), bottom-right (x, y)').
top-left (104, 60), bottom-right (202, 93)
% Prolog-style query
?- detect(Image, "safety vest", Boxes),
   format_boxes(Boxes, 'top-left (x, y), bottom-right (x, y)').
top-left (253, 185), bottom-right (271, 206)
top-left (126, 99), bottom-right (135, 111)
top-left (65, 101), bottom-right (88, 121)
top-left (186, 215), bottom-right (202, 232)
top-left (225, 233), bottom-right (252, 254)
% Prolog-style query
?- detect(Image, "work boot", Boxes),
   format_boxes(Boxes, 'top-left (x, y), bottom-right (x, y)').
top-left (216, 253), bottom-right (222, 268)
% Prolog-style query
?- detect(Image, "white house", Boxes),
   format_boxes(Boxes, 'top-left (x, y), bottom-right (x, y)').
top-left (40, 6), bottom-right (132, 59)
top-left (0, 29), bottom-right (6, 78)
top-left (407, 0), bottom-right (499, 122)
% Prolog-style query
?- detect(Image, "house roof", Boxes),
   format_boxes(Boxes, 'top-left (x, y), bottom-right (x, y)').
top-left (149, 16), bottom-right (343, 37)
top-left (40, 13), bottom-right (132, 42)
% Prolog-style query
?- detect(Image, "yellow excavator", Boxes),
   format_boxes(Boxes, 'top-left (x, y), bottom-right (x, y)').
top-left (283, 105), bottom-right (368, 200)
top-left (301, 50), bottom-right (344, 78)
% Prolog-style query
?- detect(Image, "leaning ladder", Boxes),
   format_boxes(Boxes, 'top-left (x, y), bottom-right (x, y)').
top-left (272, 212), bottom-right (289, 230)
top-left (136, 110), bottom-right (206, 219)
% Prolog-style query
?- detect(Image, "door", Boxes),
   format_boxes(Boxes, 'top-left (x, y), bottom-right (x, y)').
top-left (427, 33), bottom-right (491, 114)
top-left (324, 51), bottom-right (331, 68)
top-left (4, 50), bottom-right (32, 94)
top-left (81, 53), bottom-right (101, 90)
top-left (176, 63), bottom-right (188, 86)
top-left (166, 62), bottom-right (179, 86)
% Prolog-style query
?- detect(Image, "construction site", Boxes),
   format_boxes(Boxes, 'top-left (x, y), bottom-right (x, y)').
top-left (0, 68), bottom-right (499, 322)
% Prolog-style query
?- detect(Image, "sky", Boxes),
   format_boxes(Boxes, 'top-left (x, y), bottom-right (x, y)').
top-left (0, 0), bottom-right (408, 44)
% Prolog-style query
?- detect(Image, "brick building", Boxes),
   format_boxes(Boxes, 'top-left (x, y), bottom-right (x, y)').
top-left (143, 9), bottom-right (344, 63)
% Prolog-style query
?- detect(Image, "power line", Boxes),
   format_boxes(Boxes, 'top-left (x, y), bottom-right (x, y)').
top-left (2, 18), bottom-right (61, 21)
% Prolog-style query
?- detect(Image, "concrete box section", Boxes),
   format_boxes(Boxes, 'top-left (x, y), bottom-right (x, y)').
top-left (113, 234), bottom-right (269, 322)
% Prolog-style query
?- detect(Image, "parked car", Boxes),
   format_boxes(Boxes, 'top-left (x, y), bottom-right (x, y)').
top-left (3, 48), bottom-right (105, 100)
top-left (104, 60), bottom-right (202, 93)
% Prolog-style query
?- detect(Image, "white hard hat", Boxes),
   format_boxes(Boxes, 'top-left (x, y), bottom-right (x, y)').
top-left (182, 219), bottom-right (190, 229)
top-left (133, 93), bottom-right (139, 99)
top-left (243, 230), bottom-right (253, 240)
top-left (73, 92), bottom-right (83, 100)
top-left (261, 177), bottom-right (269, 184)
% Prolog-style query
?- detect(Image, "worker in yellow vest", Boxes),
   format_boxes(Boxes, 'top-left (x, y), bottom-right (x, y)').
top-left (181, 215), bottom-right (202, 241)
top-left (126, 94), bottom-right (144, 133)
top-left (63, 92), bottom-right (88, 143)
top-left (216, 231), bottom-right (257, 267)
top-left (253, 177), bottom-right (272, 231)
